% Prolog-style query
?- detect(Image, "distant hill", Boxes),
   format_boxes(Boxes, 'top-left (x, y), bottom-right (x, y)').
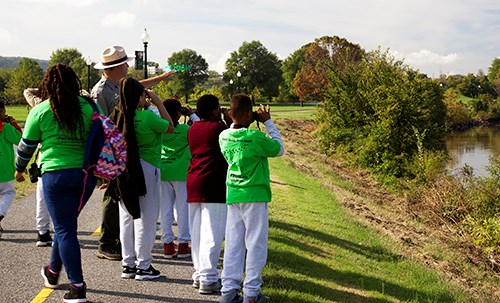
top-left (0, 56), bottom-right (49, 70)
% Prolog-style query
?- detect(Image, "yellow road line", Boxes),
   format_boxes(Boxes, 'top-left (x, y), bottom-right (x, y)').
top-left (30, 288), bottom-right (54, 303)
top-left (91, 226), bottom-right (101, 237)
top-left (30, 227), bottom-right (100, 302)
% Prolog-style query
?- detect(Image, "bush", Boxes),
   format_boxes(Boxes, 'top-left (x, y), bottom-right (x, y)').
top-left (420, 156), bottom-right (500, 260)
top-left (317, 49), bottom-right (446, 181)
top-left (443, 89), bottom-right (472, 129)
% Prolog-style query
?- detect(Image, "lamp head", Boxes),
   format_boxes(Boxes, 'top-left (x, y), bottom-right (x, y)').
top-left (141, 28), bottom-right (150, 44)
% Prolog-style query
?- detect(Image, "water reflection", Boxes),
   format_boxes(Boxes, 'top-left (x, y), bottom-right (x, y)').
top-left (445, 124), bottom-right (500, 177)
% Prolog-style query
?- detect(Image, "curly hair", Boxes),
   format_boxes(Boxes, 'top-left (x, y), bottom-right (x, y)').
top-left (38, 64), bottom-right (84, 138)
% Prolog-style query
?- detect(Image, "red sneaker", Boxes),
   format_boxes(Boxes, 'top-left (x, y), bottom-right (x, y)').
top-left (163, 242), bottom-right (176, 259)
top-left (177, 243), bottom-right (191, 259)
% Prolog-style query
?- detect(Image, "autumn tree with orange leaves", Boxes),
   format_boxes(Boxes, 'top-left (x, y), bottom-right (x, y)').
top-left (292, 36), bottom-right (364, 103)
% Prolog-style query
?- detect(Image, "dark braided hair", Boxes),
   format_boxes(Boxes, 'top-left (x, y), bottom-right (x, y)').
top-left (115, 77), bottom-right (144, 142)
top-left (39, 64), bottom-right (84, 138)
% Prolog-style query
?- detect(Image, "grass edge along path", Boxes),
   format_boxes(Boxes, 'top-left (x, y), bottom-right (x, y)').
top-left (264, 157), bottom-right (474, 303)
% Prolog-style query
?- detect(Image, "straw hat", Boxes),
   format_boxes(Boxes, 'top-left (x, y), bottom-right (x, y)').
top-left (94, 46), bottom-right (134, 69)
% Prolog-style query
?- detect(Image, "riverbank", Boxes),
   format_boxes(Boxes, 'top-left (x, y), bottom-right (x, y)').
top-left (449, 116), bottom-right (500, 131)
top-left (276, 118), bottom-right (499, 302)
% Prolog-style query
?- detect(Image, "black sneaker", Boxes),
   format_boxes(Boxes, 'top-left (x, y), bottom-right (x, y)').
top-left (41, 266), bottom-right (59, 289)
top-left (192, 280), bottom-right (200, 289)
top-left (63, 282), bottom-right (86, 303)
top-left (0, 215), bottom-right (4, 239)
top-left (199, 280), bottom-right (222, 294)
top-left (36, 232), bottom-right (52, 247)
top-left (220, 289), bottom-right (243, 303)
top-left (135, 265), bottom-right (160, 280)
top-left (121, 266), bottom-right (136, 279)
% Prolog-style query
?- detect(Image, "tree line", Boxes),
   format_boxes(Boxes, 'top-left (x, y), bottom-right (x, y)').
top-left (2, 36), bottom-right (500, 112)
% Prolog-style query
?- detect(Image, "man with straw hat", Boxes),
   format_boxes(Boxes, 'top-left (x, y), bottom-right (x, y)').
top-left (92, 45), bottom-right (175, 261)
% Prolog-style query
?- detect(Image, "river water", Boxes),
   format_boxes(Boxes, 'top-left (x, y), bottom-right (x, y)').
top-left (445, 124), bottom-right (500, 177)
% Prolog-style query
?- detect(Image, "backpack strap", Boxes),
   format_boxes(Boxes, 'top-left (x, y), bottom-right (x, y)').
top-left (83, 100), bottom-right (104, 169)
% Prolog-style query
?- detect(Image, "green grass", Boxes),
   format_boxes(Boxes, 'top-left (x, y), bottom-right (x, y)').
top-left (6, 105), bottom-right (31, 126)
top-left (265, 157), bottom-right (475, 303)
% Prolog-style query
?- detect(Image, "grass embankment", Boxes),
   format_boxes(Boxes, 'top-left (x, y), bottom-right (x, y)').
top-left (265, 156), bottom-right (474, 303)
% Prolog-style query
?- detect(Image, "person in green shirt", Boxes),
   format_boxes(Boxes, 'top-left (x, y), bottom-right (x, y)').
top-left (0, 101), bottom-right (22, 239)
top-left (15, 64), bottom-right (99, 303)
top-left (108, 77), bottom-right (174, 281)
top-left (159, 98), bottom-right (199, 259)
top-left (218, 94), bottom-right (284, 303)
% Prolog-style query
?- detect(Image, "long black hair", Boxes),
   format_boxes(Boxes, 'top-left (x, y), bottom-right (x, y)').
top-left (115, 77), bottom-right (144, 142)
top-left (39, 64), bottom-right (86, 138)
top-left (108, 77), bottom-right (147, 212)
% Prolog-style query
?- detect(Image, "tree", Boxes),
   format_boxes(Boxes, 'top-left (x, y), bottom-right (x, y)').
top-left (3, 58), bottom-right (43, 104)
top-left (443, 88), bottom-right (472, 129)
top-left (280, 44), bottom-right (310, 103)
top-left (292, 36), bottom-right (364, 103)
top-left (488, 58), bottom-right (500, 96)
top-left (317, 49), bottom-right (446, 179)
top-left (223, 40), bottom-right (283, 103)
top-left (456, 73), bottom-right (483, 98)
top-left (487, 57), bottom-right (500, 83)
top-left (49, 48), bottom-right (100, 92)
top-left (167, 49), bottom-right (209, 103)
top-left (0, 68), bottom-right (12, 102)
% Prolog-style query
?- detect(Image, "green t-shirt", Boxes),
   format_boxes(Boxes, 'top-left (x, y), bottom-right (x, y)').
top-left (0, 123), bottom-right (22, 182)
top-left (219, 128), bottom-right (281, 204)
top-left (134, 110), bottom-right (170, 168)
top-left (22, 97), bottom-right (96, 174)
top-left (160, 124), bottom-right (191, 181)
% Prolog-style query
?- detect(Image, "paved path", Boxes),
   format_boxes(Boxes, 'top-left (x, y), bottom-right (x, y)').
top-left (0, 188), bottom-right (219, 303)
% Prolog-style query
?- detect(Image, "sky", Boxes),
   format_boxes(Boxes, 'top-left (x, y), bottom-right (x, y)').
top-left (1, 0), bottom-right (499, 78)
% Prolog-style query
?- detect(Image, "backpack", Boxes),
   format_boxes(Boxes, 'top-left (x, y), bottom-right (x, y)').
top-left (84, 100), bottom-right (127, 180)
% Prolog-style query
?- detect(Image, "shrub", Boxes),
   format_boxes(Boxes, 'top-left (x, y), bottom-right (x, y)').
top-left (443, 89), bottom-right (472, 129)
top-left (317, 49), bottom-right (446, 181)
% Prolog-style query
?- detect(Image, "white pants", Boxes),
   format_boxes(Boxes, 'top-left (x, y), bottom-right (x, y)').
top-left (119, 159), bottom-right (160, 270)
top-left (35, 178), bottom-right (51, 234)
top-left (189, 203), bottom-right (227, 284)
top-left (160, 180), bottom-right (190, 243)
top-left (0, 181), bottom-right (15, 218)
top-left (221, 203), bottom-right (268, 297)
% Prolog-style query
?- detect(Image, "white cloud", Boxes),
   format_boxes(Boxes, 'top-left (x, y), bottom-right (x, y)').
top-left (213, 51), bottom-right (232, 74)
top-left (0, 28), bottom-right (14, 45)
top-left (403, 49), bottom-right (460, 66)
top-left (21, 0), bottom-right (100, 7)
top-left (101, 11), bottom-right (136, 28)
top-left (64, 0), bottom-right (100, 7)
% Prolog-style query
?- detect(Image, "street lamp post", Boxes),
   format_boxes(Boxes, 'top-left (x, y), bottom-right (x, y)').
top-left (229, 79), bottom-right (233, 98)
top-left (141, 28), bottom-right (150, 79)
top-left (236, 71), bottom-right (241, 92)
top-left (84, 56), bottom-right (92, 92)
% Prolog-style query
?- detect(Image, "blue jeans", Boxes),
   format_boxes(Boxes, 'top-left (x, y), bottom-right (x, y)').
top-left (43, 168), bottom-right (96, 284)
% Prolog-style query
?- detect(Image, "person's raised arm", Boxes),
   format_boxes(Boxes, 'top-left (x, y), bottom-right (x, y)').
top-left (146, 90), bottom-right (174, 133)
top-left (256, 104), bottom-right (284, 156)
top-left (139, 71), bottom-right (176, 89)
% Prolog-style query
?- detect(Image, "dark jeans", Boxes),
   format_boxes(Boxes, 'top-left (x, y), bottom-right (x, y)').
top-left (43, 168), bottom-right (96, 284)
top-left (98, 188), bottom-right (120, 251)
